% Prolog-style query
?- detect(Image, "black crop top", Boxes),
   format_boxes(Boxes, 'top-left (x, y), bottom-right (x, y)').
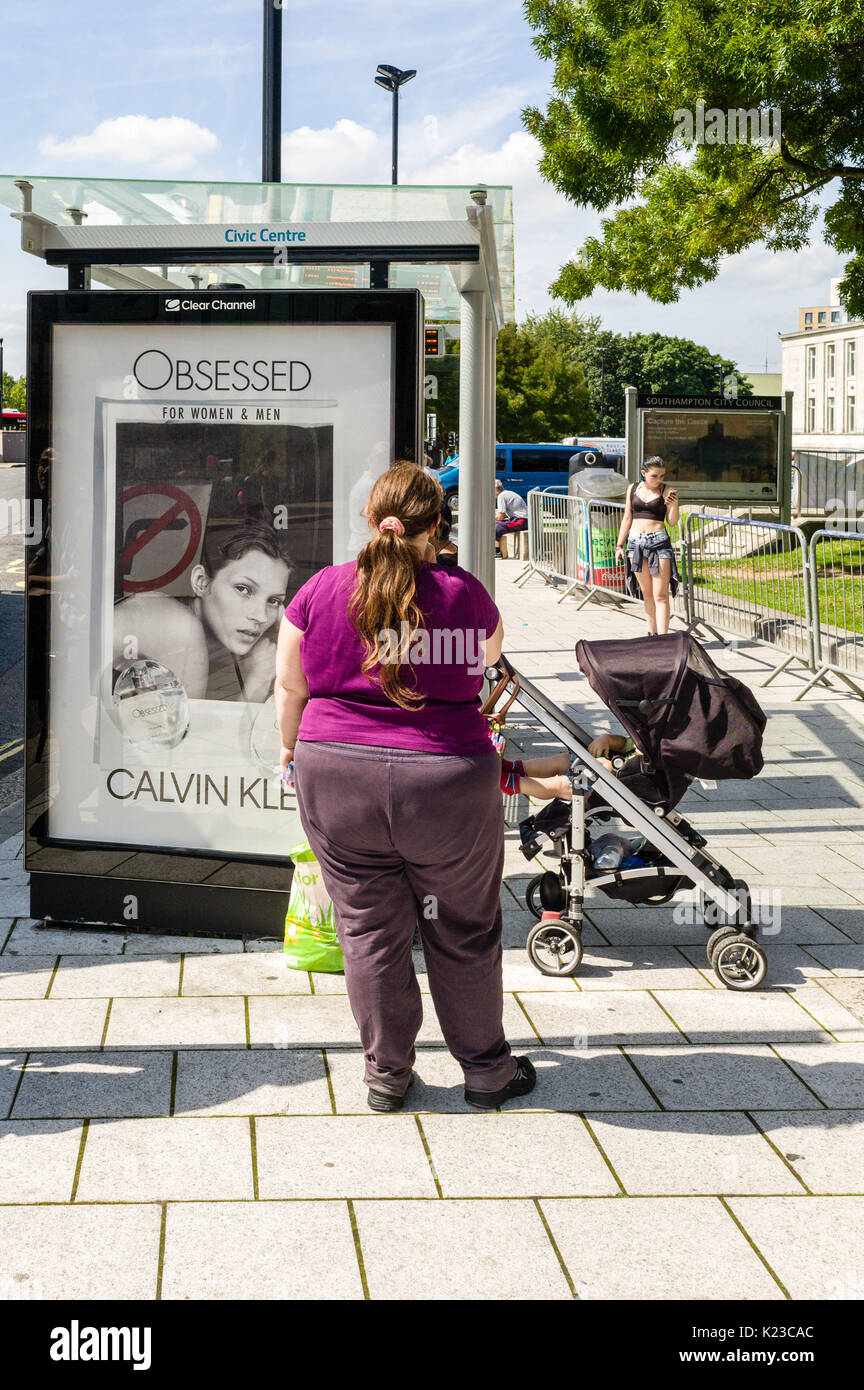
top-left (630, 484), bottom-right (667, 520)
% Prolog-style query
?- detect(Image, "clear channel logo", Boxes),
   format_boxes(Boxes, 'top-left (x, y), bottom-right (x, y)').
top-left (163, 297), bottom-right (257, 312)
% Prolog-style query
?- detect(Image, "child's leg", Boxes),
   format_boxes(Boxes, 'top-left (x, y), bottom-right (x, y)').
top-left (520, 752), bottom-right (570, 778)
top-left (519, 773), bottom-right (572, 801)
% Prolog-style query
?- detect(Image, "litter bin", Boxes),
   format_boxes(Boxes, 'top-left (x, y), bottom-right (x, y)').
top-left (567, 467), bottom-right (629, 589)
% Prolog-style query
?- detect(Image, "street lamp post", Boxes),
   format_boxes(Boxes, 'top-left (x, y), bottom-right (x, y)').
top-left (0, 339), bottom-right (4, 424)
top-left (374, 65), bottom-right (416, 185)
top-left (262, 0), bottom-right (283, 183)
top-left (598, 346), bottom-right (607, 433)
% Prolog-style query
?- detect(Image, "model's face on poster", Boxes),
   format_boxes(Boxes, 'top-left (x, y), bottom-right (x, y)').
top-left (194, 551), bottom-right (290, 656)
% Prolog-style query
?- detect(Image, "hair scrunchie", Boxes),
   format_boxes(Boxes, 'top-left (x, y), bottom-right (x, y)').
top-left (378, 516), bottom-right (405, 536)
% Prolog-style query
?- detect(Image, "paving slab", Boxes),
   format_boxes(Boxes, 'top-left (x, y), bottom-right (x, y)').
top-left (804, 943), bottom-right (864, 976)
top-left (624, 1045), bottom-right (823, 1111)
top-left (811, 911), bottom-right (864, 945)
top-left (161, 1200), bottom-right (363, 1300)
top-left (122, 933), bottom-right (245, 954)
top-left (541, 1197), bottom-right (785, 1301)
top-left (752, 1111), bottom-right (864, 1194)
top-left (248, 993), bottom-right (536, 1049)
top-left (2, 920), bottom-right (124, 955)
top-left (791, 984), bottom-right (864, 1040)
top-left (0, 1119), bottom-right (84, 1202)
top-left (0, 999), bottom-right (108, 1050)
top-left (728, 1196), bottom-right (864, 1300)
top-left (76, 1117), bottom-right (254, 1202)
top-left (773, 1042), bottom-right (864, 1108)
top-left (50, 954), bottom-right (181, 998)
top-left (0, 1203), bottom-right (162, 1300)
top-left (105, 996), bottom-right (247, 1048)
top-left (12, 1051), bottom-right (173, 1118)
top-left (0, 1053), bottom-right (23, 1118)
top-left (180, 951), bottom-right (312, 996)
top-left (0, 954), bottom-right (56, 999)
top-left (420, 1112), bottom-right (619, 1197)
top-left (576, 946), bottom-right (711, 991)
top-left (585, 1112), bottom-right (805, 1195)
top-left (173, 1049), bottom-right (331, 1116)
top-left (355, 1198), bottom-right (572, 1300)
top-left (518, 990), bottom-right (687, 1047)
top-left (816, 977), bottom-right (864, 1024)
top-left (652, 989), bottom-right (832, 1044)
top-left (255, 1116), bottom-right (438, 1198)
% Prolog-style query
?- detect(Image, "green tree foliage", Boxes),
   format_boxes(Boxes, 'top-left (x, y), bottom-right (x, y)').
top-left (496, 320), bottom-right (593, 440)
top-left (523, 0), bottom-right (864, 315)
top-left (516, 311), bottom-right (747, 434)
top-left (1, 373), bottom-right (26, 412)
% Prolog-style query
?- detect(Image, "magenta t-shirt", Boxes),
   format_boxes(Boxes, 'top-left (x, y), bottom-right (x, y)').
top-left (285, 560), bottom-right (501, 754)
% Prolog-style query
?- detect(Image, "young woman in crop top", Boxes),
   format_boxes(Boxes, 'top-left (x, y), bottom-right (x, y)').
top-left (615, 456), bottom-right (681, 635)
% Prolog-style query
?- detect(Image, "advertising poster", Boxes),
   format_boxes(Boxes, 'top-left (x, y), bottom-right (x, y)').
top-left (42, 307), bottom-right (402, 860)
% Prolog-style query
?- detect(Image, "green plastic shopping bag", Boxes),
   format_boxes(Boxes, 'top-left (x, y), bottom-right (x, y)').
top-left (284, 839), bottom-right (344, 973)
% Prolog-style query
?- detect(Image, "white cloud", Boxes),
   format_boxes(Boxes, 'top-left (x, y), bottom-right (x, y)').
top-left (281, 119), bottom-right (383, 184)
top-left (39, 116), bottom-right (220, 174)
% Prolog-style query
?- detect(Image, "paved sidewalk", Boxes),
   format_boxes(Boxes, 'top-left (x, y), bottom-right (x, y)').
top-left (2, 567), bottom-right (864, 1301)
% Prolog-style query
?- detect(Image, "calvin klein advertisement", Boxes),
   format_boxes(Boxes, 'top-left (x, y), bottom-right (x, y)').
top-left (45, 316), bottom-right (396, 857)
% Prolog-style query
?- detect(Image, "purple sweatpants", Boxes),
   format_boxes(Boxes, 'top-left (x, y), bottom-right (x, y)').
top-left (293, 739), bottom-right (515, 1096)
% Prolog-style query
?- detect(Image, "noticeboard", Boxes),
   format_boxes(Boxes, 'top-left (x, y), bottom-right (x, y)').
top-left (636, 394), bottom-right (784, 504)
top-left (25, 288), bottom-right (423, 933)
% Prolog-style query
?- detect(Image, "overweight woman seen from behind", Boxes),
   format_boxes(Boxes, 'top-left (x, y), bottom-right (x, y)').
top-left (274, 462), bottom-right (536, 1112)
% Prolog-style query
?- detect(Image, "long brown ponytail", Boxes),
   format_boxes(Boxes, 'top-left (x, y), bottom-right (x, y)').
top-left (348, 461), bottom-right (443, 710)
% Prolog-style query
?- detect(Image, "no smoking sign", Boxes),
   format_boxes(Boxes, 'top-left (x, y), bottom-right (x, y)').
top-left (121, 482), bottom-right (212, 595)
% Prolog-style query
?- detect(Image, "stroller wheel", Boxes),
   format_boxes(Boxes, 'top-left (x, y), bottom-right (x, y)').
top-left (705, 925), bottom-right (739, 965)
top-left (525, 871), bottom-right (566, 920)
top-left (711, 933), bottom-right (768, 991)
top-left (526, 874), bottom-right (545, 920)
top-left (527, 918), bottom-right (583, 977)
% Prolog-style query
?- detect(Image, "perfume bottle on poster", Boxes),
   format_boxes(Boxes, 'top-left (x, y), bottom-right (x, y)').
top-left (113, 659), bottom-right (191, 750)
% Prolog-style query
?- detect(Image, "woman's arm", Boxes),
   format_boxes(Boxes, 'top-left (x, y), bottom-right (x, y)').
top-left (616, 487), bottom-right (633, 555)
top-left (274, 617), bottom-right (310, 771)
top-left (483, 615), bottom-right (504, 666)
top-left (664, 485), bottom-right (680, 527)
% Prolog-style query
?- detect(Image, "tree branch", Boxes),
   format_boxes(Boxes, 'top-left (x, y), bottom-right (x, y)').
top-left (780, 135), bottom-right (864, 181)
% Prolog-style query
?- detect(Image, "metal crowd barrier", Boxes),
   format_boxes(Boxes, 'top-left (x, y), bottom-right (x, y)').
top-left (518, 493), bottom-right (864, 700)
top-left (797, 529), bottom-right (864, 700)
top-left (793, 450), bottom-right (864, 526)
top-left (683, 513), bottom-right (816, 686)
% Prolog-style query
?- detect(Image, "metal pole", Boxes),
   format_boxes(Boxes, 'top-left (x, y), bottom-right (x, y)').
top-left (459, 290), bottom-right (485, 579)
top-left (262, 0), bottom-right (282, 183)
top-left (599, 349), bottom-right (606, 432)
top-left (0, 339), bottom-right (4, 424)
top-left (392, 86), bottom-right (399, 185)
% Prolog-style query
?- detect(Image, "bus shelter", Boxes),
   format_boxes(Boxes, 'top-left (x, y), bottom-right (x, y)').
top-left (0, 175), bottom-right (513, 936)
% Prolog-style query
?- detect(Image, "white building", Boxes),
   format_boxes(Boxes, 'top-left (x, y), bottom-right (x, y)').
top-left (781, 278), bottom-right (864, 452)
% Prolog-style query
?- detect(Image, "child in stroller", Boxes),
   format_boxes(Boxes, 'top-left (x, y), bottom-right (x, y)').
top-left (500, 735), bottom-right (636, 798)
top-left (485, 632), bottom-right (769, 991)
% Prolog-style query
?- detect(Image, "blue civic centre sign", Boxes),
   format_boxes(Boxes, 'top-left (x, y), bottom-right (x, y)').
top-left (225, 227), bottom-right (308, 243)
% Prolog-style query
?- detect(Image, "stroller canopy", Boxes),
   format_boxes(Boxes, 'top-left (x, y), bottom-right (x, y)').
top-left (576, 632), bottom-right (766, 782)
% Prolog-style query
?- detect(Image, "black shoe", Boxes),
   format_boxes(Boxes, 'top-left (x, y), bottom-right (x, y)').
top-left (464, 1056), bottom-right (536, 1110)
top-left (367, 1074), bottom-right (414, 1113)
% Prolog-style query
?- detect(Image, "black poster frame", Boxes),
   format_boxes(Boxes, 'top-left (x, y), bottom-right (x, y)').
top-left (25, 288), bottom-right (423, 935)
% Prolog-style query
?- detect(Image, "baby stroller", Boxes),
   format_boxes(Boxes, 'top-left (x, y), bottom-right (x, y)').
top-left (484, 633), bottom-right (769, 990)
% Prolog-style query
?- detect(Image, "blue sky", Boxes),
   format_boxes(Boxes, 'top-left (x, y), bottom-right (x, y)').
top-left (0, 0), bottom-right (845, 377)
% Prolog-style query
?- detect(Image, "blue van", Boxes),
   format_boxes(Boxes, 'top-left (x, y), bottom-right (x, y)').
top-left (438, 442), bottom-right (607, 514)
